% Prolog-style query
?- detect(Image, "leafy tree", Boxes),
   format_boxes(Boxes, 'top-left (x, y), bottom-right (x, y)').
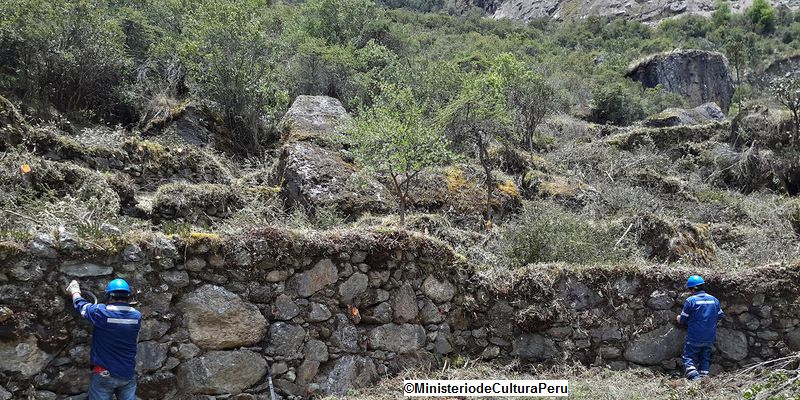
top-left (747, 0), bottom-right (777, 34)
top-left (298, 0), bottom-right (382, 47)
top-left (180, 0), bottom-right (288, 155)
top-left (724, 27), bottom-right (749, 82)
top-left (348, 85), bottom-right (452, 225)
top-left (439, 57), bottom-right (513, 225)
top-left (771, 74), bottom-right (800, 147)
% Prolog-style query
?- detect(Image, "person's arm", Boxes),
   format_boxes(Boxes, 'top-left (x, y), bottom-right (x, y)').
top-left (66, 280), bottom-right (97, 324)
top-left (677, 298), bottom-right (691, 325)
top-left (717, 302), bottom-right (725, 323)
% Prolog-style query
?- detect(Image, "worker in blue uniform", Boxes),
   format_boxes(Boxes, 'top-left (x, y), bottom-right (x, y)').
top-left (675, 275), bottom-right (724, 381)
top-left (67, 278), bottom-right (141, 400)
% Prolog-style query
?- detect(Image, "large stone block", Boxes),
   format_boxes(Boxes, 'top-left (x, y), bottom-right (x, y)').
top-left (268, 322), bottom-right (306, 358)
top-left (178, 285), bottom-right (267, 350)
top-left (623, 325), bottom-right (685, 365)
top-left (320, 355), bottom-right (377, 395)
top-left (421, 276), bottom-right (455, 304)
top-left (288, 259), bottom-right (338, 298)
top-left (511, 334), bottom-right (558, 360)
top-left (392, 284), bottom-right (418, 323)
top-left (177, 350), bottom-right (266, 395)
top-left (136, 341), bottom-right (169, 372)
top-left (0, 336), bottom-right (51, 376)
top-left (716, 328), bottom-right (748, 361)
top-left (367, 324), bottom-right (426, 353)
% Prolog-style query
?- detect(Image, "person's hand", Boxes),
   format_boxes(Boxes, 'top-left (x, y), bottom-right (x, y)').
top-left (675, 314), bottom-right (681, 324)
top-left (66, 280), bottom-right (81, 296)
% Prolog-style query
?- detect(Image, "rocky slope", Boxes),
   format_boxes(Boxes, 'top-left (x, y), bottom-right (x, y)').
top-left (489, 0), bottom-right (799, 22)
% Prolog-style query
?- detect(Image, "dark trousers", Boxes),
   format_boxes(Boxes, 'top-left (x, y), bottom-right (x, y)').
top-left (683, 341), bottom-right (713, 378)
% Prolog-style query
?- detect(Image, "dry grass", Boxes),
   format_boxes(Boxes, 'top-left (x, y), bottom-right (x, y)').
top-left (322, 361), bottom-right (745, 400)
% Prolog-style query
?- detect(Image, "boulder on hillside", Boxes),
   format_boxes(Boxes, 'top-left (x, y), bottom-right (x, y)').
top-left (272, 141), bottom-right (393, 217)
top-left (644, 102), bottom-right (725, 128)
top-left (626, 50), bottom-right (735, 112)
top-left (279, 95), bottom-right (351, 146)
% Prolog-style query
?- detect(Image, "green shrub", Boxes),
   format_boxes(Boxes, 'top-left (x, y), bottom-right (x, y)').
top-left (590, 80), bottom-right (646, 126)
top-left (499, 200), bottom-right (624, 266)
top-left (746, 0), bottom-right (777, 34)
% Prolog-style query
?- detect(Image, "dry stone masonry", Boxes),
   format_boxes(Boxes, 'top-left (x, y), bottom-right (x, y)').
top-left (1, 228), bottom-right (799, 399)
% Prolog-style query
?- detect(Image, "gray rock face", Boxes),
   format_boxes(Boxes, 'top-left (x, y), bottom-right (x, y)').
top-left (367, 324), bottom-right (426, 353)
top-left (178, 285), bottom-right (267, 350)
top-left (321, 355), bottom-right (377, 395)
top-left (304, 339), bottom-right (329, 362)
top-left (60, 262), bottom-right (113, 277)
top-left (627, 50), bottom-right (735, 112)
top-left (647, 291), bottom-right (674, 310)
top-left (0, 385), bottom-right (10, 400)
top-left (177, 350), bottom-right (266, 395)
top-left (331, 315), bottom-right (360, 352)
top-left (0, 336), bottom-right (51, 376)
top-left (279, 95), bottom-right (351, 145)
top-left (339, 272), bottom-right (368, 304)
top-left (273, 141), bottom-right (393, 217)
top-left (511, 334), bottom-right (558, 360)
top-left (558, 279), bottom-right (600, 310)
top-left (787, 327), bottom-right (800, 351)
top-left (29, 233), bottom-right (57, 259)
top-left (289, 259), bottom-right (339, 298)
top-left (421, 276), bottom-right (455, 304)
top-left (136, 341), bottom-right (169, 372)
top-left (716, 328), bottom-right (748, 361)
top-left (268, 322), bottom-right (306, 358)
top-left (139, 319), bottom-right (170, 341)
top-left (272, 294), bottom-right (300, 321)
top-left (392, 284), bottom-right (418, 323)
top-left (308, 303), bottom-right (332, 322)
top-left (624, 325), bottom-right (685, 365)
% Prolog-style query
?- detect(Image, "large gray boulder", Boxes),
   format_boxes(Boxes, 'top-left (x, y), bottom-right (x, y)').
top-left (367, 324), bottom-right (426, 353)
top-left (320, 355), bottom-right (378, 395)
top-left (626, 50), bottom-right (735, 112)
top-left (177, 350), bottom-right (266, 395)
top-left (716, 328), bottom-right (748, 361)
top-left (288, 258), bottom-right (339, 298)
top-left (624, 325), bottom-right (685, 365)
top-left (0, 336), bottom-right (51, 376)
top-left (272, 141), bottom-right (393, 217)
top-left (178, 285), bottom-right (267, 350)
top-left (279, 95), bottom-right (351, 146)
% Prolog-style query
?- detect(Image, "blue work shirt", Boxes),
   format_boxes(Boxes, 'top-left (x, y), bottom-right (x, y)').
top-left (678, 291), bottom-right (724, 343)
top-left (73, 297), bottom-right (141, 379)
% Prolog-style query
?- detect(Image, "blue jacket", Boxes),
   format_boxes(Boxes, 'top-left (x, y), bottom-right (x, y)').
top-left (678, 291), bottom-right (724, 343)
top-left (73, 297), bottom-right (141, 379)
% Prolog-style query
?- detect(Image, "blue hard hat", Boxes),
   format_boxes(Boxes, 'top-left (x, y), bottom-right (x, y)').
top-left (105, 278), bottom-right (131, 295)
top-left (687, 275), bottom-right (705, 288)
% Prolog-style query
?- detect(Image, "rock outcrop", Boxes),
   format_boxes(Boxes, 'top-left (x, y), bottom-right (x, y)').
top-left (627, 50), bottom-right (735, 112)
top-left (178, 285), bottom-right (267, 350)
top-left (490, 0), bottom-right (798, 24)
top-left (278, 95), bottom-right (351, 146)
top-left (273, 141), bottom-right (393, 217)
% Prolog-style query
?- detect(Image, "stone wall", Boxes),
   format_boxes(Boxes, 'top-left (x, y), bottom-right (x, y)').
top-left (1, 228), bottom-right (799, 399)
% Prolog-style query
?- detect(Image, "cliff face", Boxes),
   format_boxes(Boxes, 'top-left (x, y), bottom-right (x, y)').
top-left (1, 228), bottom-right (799, 399)
top-left (489, 0), bottom-right (797, 22)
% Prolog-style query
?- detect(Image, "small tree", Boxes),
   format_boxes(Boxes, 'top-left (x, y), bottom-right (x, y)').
top-left (509, 74), bottom-right (556, 153)
top-left (439, 63), bottom-right (512, 225)
top-left (772, 74), bottom-right (800, 147)
top-left (348, 85), bottom-right (451, 225)
top-left (724, 27), bottom-right (748, 83)
top-left (746, 0), bottom-right (776, 34)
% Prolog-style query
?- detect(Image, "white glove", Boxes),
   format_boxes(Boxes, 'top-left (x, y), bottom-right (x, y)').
top-left (66, 280), bottom-right (81, 296)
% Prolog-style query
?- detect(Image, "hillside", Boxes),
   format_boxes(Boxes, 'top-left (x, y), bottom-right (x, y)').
top-left (2, 0), bottom-right (800, 399)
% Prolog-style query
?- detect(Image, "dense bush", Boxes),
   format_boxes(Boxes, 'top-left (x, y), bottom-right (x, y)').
top-left (500, 200), bottom-right (623, 265)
